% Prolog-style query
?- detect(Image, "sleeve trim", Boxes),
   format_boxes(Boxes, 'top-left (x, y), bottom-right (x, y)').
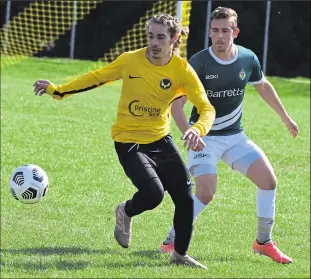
top-left (248, 72), bottom-right (266, 85)
top-left (53, 81), bottom-right (110, 97)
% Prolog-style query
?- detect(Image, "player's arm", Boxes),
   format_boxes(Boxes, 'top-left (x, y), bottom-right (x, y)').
top-left (172, 55), bottom-right (200, 134)
top-left (171, 96), bottom-right (189, 134)
top-left (183, 65), bottom-right (215, 136)
top-left (172, 96), bottom-right (207, 151)
top-left (253, 80), bottom-right (298, 138)
top-left (33, 53), bottom-right (127, 100)
top-left (172, 95), bottom-right (207, 151)
top-left (248, 54), bottom-right (298, 138)
top-left (181, 64), bottom-right (215, 150)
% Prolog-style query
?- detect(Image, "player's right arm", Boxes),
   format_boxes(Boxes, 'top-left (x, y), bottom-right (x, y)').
top-left (172, 95), bottom-right (207, 151)
top-left (171, 96), bottom-right (189, 134)
top-left (172, 54), bottom-right (214, 151)
top-left (33, 53), bottom-right (127, 100)
top-left (172, 53), bottom-right (206, 135)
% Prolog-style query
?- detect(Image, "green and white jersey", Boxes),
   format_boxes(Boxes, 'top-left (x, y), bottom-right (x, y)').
top-left (189, 45), bottom-right (265, 135)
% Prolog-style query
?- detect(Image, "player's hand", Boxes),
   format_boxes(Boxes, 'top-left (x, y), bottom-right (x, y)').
top-left (33, 80), bottom-right (50, 96)
top-left (181, 128), bottom-right (206, 151)
top-left (282, 115), bottom-right (299, 138)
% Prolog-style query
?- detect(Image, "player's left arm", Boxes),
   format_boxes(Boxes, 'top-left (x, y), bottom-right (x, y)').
top-left (249, 54), bottom-right (298, 138)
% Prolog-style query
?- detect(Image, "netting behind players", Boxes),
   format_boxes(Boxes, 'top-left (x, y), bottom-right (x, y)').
top-left (1, 1), bottom-right (192, 68)
top-left (0, 1), bottom-right (102, 68)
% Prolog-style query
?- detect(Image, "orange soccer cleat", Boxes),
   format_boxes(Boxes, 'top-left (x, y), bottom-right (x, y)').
top-left (252, 240), bottom-right (293, 264)
top-left (159, 243), bottom-right (175, 254)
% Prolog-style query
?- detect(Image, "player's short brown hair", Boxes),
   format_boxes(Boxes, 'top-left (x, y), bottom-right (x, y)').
top-left (210, 7), bottom-right (238, 29)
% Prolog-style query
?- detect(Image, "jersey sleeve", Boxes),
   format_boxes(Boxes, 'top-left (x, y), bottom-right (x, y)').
top-left (248, 53), bottom-right (265, 85)
top-left (46, 52), bottom-right (128, 100)
top-left (182, 64), bottom-right (215, 136)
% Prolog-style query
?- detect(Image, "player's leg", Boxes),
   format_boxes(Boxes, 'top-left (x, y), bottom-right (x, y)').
top-left (246, 157), bottom-right (292, 263)
top-left (160, 136), bottom-right (223, 253)
top-left (113, 141), bottom-right (165, 248)
top-left (223, 132), bottom-right (292, 264)
top-left (156, 136), bottom-right (208, 268)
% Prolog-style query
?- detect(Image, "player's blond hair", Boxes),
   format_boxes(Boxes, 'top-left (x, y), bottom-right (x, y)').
top-left (145, 13), bottom-right (189, 51)
top-left (210, 7), bottom-right (238, 29)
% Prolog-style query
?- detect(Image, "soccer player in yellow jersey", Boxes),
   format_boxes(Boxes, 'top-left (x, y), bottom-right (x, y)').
top-left (33, 14), bottom-right (215, 268)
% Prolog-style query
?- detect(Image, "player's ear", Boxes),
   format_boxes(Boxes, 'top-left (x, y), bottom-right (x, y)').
top-left (172, 34), bottom-right (179, 44)
top-left (208, 28), bottom-right (212, 37)
top-left (233, 27), bottom-right (240, 38)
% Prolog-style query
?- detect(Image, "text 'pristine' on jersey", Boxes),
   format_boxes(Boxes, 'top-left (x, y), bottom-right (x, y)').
top-left (46, 48), bottom-right (215, 144)
top-left (189, 45), bottom-right (265, 136)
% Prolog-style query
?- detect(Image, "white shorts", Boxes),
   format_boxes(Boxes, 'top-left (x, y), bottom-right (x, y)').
top-left (188, 132), bottom-right (266, 177)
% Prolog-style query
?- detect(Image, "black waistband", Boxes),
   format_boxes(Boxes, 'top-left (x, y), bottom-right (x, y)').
top-left (115, 134), bottom-right (172, 146)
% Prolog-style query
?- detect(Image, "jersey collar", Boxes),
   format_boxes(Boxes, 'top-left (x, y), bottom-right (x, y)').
top-left (209, 45), bottom-right (239, 65)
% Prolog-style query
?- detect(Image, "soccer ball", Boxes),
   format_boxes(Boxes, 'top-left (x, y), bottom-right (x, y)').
top-left (9, 164), bottom-right (49, 204)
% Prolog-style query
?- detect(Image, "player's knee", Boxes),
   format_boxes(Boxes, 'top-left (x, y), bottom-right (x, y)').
top-left (195, 179), bottom-right (216, 205)
top-left (267, 174), bottom-right (277, 190)
top-left (145, 183), bottom-right (165, 210)
top-left (197, 190), bottom-right (214, 205)
top-left (257, 173), bottom-right (277, 190)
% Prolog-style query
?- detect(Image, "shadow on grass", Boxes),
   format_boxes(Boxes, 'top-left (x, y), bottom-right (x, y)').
top-left (1, 247), bottom-right (171, 271)
top-left (131, 250), bottom-right (263, 265)
top-left (131, 249), bottom-right (164, 259)
top-left (1, 259), bottom-right (90, 271)
top-left (1, 246), bottom-right (118, 256)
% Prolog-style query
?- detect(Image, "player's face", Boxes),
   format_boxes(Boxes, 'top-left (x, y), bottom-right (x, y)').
top-left (209, 18), bottom-right (239, 52)
top-left (147, 23), bottom-right (175, 59)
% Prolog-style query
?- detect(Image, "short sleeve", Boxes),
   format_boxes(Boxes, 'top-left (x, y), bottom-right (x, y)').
top-left (248, 53), bottom-right (265, 85)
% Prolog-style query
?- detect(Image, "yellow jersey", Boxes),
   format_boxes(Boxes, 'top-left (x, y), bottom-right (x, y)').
top-left (46, 48), bottom-right (215, 143)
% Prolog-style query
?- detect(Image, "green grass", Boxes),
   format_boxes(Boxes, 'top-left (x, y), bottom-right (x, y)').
top-left (1, 57), bottom-right (310, 278)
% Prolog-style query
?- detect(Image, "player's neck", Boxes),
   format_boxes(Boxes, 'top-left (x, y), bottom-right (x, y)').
top-left (146, 48), bottom-right (173, 66)
top-left (212, 44), bottom-right (237, 61)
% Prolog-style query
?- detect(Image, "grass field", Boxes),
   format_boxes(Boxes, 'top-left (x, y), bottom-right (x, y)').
top-left (1, 57), bottom-right (310, 278)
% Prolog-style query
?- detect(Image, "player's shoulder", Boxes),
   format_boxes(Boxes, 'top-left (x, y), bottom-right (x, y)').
top-left (189, 48), bottom-right (211, 62)
top-left (118, 48), bottom-right (146, 61)
top-left (124, 48), bottom-right (146, 56)
top-left (172, 53), bottom-right (192, 71)
top-left (237, 45), bottom-right (257, 59)
top-left (171, 55), bottom-right (200, 81)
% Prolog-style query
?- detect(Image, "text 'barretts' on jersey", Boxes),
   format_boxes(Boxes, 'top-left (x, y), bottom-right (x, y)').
top-left (45, 48), bottom-right (215, 144)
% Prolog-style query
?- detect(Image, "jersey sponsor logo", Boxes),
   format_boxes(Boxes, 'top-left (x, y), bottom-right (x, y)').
top-left (239, 68), bottom-right (246, 80)
top-left (128, 100), bottom-right (161, 117)
top-left (129, 75), bottom-right (141, 79)
top-left (194, 153), bottom-right (211, 159)
top-left (160, 78), bottom-right (172, 90)
top-left (206, 88), bottom-right (244, 98)
top-left (205, 74), bottom-right (219, 79)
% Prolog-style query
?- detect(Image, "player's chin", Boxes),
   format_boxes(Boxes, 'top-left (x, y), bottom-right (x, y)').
top-left (151, 50), bottom-right (162, 58)
top-left (216, 46), bottom-right (226, 52)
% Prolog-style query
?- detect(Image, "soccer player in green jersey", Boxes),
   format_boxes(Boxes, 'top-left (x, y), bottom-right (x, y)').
top-left (33, 14), bottom-right (215, 268)
top-left (160, 7), bottom-right (298, 264)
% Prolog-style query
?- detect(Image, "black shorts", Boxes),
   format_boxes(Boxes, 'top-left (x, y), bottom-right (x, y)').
top-left (114, 135), bottom-right (192, 192)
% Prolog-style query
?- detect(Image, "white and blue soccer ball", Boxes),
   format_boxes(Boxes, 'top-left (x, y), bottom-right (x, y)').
top-left (9, 164), bottom-right (49, 204)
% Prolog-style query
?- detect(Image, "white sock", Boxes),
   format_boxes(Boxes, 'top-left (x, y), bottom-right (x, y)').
top-left (256, 188), bottom-right (276, 244)
top-left (164, 194), bottom-right (207, 244)
top-left (193, 194), bottom-right (207, 221)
